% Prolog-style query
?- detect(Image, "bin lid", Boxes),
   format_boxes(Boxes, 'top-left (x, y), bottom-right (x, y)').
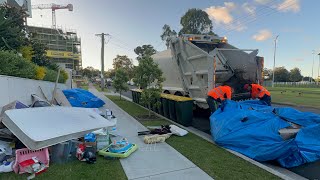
top-left (161, 94), bottom-right (193, 102)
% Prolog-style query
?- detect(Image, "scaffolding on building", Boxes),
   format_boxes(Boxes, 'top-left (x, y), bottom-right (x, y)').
top-left (27, 25), bottom-right (82, 71)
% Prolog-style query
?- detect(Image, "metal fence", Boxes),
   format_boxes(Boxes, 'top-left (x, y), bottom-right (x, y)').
top-left (263, 81), bottom-right (320, 88)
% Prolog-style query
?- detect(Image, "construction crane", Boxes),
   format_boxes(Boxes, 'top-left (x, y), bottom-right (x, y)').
top-left (32, 3), bottom-right (73, 28)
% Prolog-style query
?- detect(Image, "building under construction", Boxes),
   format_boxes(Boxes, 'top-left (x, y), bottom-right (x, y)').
top-left (27, 26), bottom-right (82, 71)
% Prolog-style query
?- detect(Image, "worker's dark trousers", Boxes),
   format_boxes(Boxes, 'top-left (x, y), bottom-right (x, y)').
top-left (206, 96), bottom-right (221, 113)
top-left (260, 94), bottom-right (271, 106)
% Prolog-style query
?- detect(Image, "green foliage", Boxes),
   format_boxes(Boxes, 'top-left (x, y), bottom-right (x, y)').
top-left (19, 45), bottom-right (33, 61)
top-left (80, 66), bottom-right (100, 78)
top-left (134, 56), bottom-right (164, 89)
top-left (105, 69), bottom-right (115, 79)
top-left (113, 68), bottom-right (129, 99)
top-left (134, 45), bottom-right (156, 60)
top-left (60, 69), bottom-right (69, 83)
top-left (134, 55), bottom-right (164, 116)
top-left (140, 88), bottom-right (162, 116)
top-left (112, 55), bottom-right (134, 78)
top-left (29, 40), bottom-right (60, 72)
top-left (274, 66), bottom-right (289, 82)
top-left (161, 24), bottom-right (177, 49)
top-left (0, 50), bottom-right (36, 79)
top-left (179, 8), bottom-right (213, 35)
top-left (35, 66), bottom-right (46, 80)
top-left (43, 68), bottom-right (66, 83)
top-left (0, 5), bottom-right (27, 50)
top-left (289, 67), bottom-right (303, 82)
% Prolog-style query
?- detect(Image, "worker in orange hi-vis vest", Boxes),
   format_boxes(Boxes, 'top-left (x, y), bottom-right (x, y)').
top-left (207, 85), bottom-right (233, 112)
top-left (244, 84), bottom-right (271, 106)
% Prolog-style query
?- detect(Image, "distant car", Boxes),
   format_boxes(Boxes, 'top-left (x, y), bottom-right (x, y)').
top-left (127, 80), bottom-right (134, 86)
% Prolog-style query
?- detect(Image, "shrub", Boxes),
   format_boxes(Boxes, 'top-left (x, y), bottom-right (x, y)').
top-left (0, 50), bottom-right (36, 79)
top-left (35, 66), bottom-right (46, 80)
top-left (60, 69), bottom-right (69, 83)
top-left (43, 68), bottom-right (67, 83)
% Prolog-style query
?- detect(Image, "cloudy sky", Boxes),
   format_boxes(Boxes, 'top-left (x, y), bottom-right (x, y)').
top-left (28, 0), bottom-right (320, 78)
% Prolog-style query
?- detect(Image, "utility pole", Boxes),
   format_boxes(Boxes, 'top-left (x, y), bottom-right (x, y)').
top-left (311, 50), bottom-right (315, 83)
top-left (95, 33), bottom-right (110, 91)
top-left (272, 35), bottom-right (279, 88)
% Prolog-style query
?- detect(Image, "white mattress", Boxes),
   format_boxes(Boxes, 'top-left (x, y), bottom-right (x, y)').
top-left (3, 107), bottom-right (116, 150)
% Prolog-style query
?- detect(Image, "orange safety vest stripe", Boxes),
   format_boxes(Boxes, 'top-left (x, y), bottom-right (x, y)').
top-left (251, 84), bottom-right (270, 98)
top-left (208, 86), bottom-right (232, 100)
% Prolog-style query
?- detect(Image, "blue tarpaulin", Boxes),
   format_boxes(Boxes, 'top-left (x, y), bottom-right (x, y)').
top-left (63, 88), bottom-right (105, 108)
top-left (210, 100), bottom-right (320, 168)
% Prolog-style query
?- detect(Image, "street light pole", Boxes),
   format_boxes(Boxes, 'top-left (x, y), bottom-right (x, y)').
top-left (272, 35), bottom-right (279, 88)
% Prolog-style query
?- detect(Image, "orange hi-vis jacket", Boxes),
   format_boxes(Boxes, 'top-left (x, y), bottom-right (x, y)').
top-left (207, 86), bottom-right (232, 101)
top-left (250, 84), bottom-right (271, 99)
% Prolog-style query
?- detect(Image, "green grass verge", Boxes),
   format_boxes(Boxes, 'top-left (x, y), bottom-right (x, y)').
top-left (107, 95), bottom-right (279, 180)
top-left (79, 85), bottom-right (89, 90)
top-left (268, 87), bottom-right (320, 108)
top-left (94, 84), bottom-right (110, 93)
top-left (0, 156), bottom-right (127, 180)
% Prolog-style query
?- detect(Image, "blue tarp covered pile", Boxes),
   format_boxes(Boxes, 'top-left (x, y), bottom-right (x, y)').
top-left (63, 88), bottom-right (105, 108)
top-left (210, 100), bottom-right (320, 168)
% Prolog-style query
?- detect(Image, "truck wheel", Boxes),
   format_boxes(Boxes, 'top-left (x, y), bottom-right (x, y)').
top-left (163, 90), bottom-right (170, 94)
top-left (174, 92), bottom-right (183, 96)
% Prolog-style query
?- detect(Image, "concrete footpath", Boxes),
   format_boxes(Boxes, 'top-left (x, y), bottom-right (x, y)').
top-left (89, 87), bottom-right (213, 180)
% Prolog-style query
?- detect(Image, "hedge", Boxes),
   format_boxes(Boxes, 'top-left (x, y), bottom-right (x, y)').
top-left (0, 50), bottom-right (68, 83)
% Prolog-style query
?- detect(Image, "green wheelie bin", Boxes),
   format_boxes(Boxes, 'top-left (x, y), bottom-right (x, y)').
top-left (174, 97), bottom-right (193, 126)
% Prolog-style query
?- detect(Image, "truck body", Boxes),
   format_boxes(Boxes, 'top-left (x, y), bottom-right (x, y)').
top-left (152, 34), bottom-right (264, 109)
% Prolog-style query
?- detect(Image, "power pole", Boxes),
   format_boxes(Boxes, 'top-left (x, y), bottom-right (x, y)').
top-left (272, 35), bottom-right (279, 88)
top-left (95, 33), bottom-right (110, 91)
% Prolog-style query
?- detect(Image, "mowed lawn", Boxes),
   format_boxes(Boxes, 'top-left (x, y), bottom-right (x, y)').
top-left (268, 87), bottom-right (320, 108)
top-left (0, 156), bottom-right (127, 180)
top-left (107, 95), bottom-right (279, 180)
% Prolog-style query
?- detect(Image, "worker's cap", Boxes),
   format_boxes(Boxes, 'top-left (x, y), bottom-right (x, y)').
top-left (243, 84), bottom-right (250, 90)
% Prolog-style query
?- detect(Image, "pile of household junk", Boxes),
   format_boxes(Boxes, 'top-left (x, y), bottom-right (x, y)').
top-left (0, 88), bottom-right (132, 179)
top-left (210, 100), bottom-right (320, 168)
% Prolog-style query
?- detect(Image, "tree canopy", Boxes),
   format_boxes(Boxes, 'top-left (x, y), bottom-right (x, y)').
top-left (273, 67), bottom-right (289, 82)
top-left (80, 66), bottom-right (100, 78)
top-left (134, 55), bottom-right (164, 116)
top-left (289, 67), bottom-right (303, 82)
top-left (133, 56), bottom-right (164, 89)
top-left (160, 24), bottom-right (177, 49)
top-left (179, 8), bottom-right (213, 35)
top-left (112, 55), bottom-right (134, 78)
top-left (134, 45), bottom-right (156, 60)
top-left (113, 68), bottom-right (129, 99)
top-left (0, 4), bottom-right (27, 50)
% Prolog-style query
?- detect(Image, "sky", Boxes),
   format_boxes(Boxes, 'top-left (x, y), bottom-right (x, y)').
top-left (27, 0), bottom-right (320, 78)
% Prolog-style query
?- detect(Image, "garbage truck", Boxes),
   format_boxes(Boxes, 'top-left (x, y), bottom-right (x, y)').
top-left (152, 34), bottom-right (264, 109)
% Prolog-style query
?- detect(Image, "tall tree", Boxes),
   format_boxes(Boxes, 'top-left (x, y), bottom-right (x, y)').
top-left (80, 66), bottom-right (100, 78)
top-left (289, 67), bottom-right (303, 82)
top-left (112, 55), bottom-right (134, 78)
top-left (134, 56), bottom-right (164, 116)
top-left (179, 8), bottom-right (213, 35)
top-left (0, 5), bottom-right (27, 50)
top-left (113, 68), bottom-right (129, 100)
top-left (161, 24), bottom-right (177, 49)
top-left (274, 66), bottom-right (289, 82)
top-left (134, 45), bottom-right (156, 60)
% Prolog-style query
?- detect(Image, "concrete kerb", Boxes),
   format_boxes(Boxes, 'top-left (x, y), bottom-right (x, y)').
top-left (105, 92), bottom-right (306, 180)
